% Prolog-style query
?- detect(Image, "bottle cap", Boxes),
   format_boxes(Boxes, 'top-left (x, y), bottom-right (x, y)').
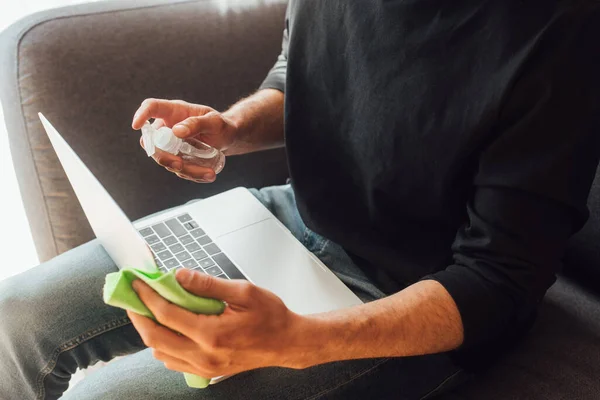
top-left (153, 127), bottom-right (181, 154)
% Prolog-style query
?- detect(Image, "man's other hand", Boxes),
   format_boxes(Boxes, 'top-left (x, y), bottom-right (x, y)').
top-left (132, 99), bottom-right (238, 183)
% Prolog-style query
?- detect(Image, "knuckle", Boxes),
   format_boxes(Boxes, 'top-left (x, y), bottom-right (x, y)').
top-left (191, 272), bottom-right (214, 293)
top-left (203, 332), bottom-right (222, 350)
top-left (142, 98), bottom-right (156, 109)
top-left (172, 99), bottom-right (189, 107)
top-left (152, 304), bottom-right (170, 322)
top-left (141, 332), bottom-right (157, 348)
top-left (238, 281), bottom-right (257, 300)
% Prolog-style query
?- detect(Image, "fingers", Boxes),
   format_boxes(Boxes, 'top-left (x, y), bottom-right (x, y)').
top-left (131, 280), bottom-right (211, 339)
top-left (151, 350), bottom-right (198, 375)
top-left (127, 309), bottom-right (196, 355)
top-left (172, 113), bottom-right (226, 139)
top-left (132, 98), bottom-right (212, 130)
top-left (176, 268), bottom-right (256, 306)
top-left (132, 99), bottom-right (173, 129)
top-left (152, 148), bottom-right (183, 171)
top-left (176, 163), bottom-right (216, 182)
top-left (143, 138), bottom-right (216, 182)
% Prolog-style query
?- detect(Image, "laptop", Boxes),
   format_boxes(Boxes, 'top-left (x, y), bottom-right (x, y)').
top-left (39, 113), bottom-right (363, 317)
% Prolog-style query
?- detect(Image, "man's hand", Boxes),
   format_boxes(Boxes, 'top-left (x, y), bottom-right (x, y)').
top-left (132, 99), bottom-right (239, 183)
top-left (127, 269), bottom-right (304, 378)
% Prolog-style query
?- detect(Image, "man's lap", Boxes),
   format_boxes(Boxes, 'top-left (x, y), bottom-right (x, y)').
top-left (0, 185), bottom-right (465, 399)
top-left (64, 344), bottom-right (464, 400)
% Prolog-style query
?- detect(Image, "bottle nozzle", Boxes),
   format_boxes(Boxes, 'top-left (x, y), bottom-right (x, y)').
top-left (141, 122), bottom-right (156, 157)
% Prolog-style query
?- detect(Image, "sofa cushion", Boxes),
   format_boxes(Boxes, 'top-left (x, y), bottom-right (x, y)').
top-left (449, 276), bottom-right (600, 399)
top-left (564, 165), bottom-right (600, 291)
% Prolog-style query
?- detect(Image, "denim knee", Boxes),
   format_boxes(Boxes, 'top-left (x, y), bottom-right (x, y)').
top-left (0, 272), bottom-right (48, 352)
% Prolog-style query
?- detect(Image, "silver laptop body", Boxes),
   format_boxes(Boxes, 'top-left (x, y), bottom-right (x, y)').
top-left (40, 113), bottom-right (362, 316)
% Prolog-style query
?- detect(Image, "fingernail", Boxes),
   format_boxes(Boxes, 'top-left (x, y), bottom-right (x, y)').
top-left (203, 173), bottom-right (215, 181)
top-left (170, 161), bottom-right (182, 171)
top-left (173, 124), bottom-right (190, 137)
top-left (176, 268), bottom-right (192, 284)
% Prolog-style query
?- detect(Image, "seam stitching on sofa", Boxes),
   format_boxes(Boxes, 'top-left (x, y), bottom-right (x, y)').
top-left (418, 369), bottom-right (463, 400)
top-left (12, 0), bottom-right (212, 43)
top-left (14, 26), bottom-right (58, 258)
top-left (304, 358), bottom-right (390, 400)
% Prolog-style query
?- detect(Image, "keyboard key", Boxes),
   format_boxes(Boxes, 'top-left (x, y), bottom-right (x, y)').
top-left (184, 221), bottom-right (199, 230)
top-left (159, 266), bottom-right (169, 273)
top-left (157, 250), bottom-right (173, 261)
top-left (190, 228), bottom-right (206, 238)
top-left (175, 252), bottom-right (192, 262)
top-left (163, 236), bottom-right (177, 246)
top-left (145, 235), bottom-right (160, 245)
top-left (203, 243), bottom-right (221, 255)
top-left (205, 265), bottom-right (224, 277)
top-left (215, 274), bottom-right (228, 280)
top-left (178, 214), bottom-right (193, 223)
top-left (185, 243), bottom-right (201, 253)
top-left (182, 259), bottom-right (198, 269)
top-left (213, 253), bottom-right (246, 280)
top-left (180, 235), bottom-right (194, 245)
top-left (151, 223), bottom-right (171, 238)
top-left (196, 235), bottom-right (212, 246)
top-left (191, 266), bottom-right (206, 274)
top-left (155, 259), bottom-right (163, 267)
top-left (151, 242), bottom-right (166, 253)
top-left (139, 228), bottom-right (153, 237)
top-left (199, 258), bottom-right (215, 269)
top-left (165, 219), bottom-right (187, 237)
top-left (169, 243), bottom-right (185, 254)
top-left (164, 258), bottom-right (180, 269)
top-left (191, 250), bottom-right (208, 260)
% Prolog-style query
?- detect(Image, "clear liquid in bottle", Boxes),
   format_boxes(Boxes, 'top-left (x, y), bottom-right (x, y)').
top-left (141, 122), bottom-right (226, 173)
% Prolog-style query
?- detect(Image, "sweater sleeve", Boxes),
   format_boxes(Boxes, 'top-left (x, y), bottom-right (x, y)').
top-left (259, 4), bottom-right (290, 93)
top-left (426, 13), bottom-right (600, 363)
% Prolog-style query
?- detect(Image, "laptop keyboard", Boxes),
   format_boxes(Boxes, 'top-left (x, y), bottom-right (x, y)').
top-left (138, 213), bottom-right (245, 280)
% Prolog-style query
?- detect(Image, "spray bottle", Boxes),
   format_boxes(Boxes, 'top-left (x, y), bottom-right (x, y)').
top-left (141, 121), bottom-right (226, 174)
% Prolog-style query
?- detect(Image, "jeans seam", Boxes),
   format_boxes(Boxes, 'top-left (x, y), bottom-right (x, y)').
top-left (418, 369), bottom-right (463, 400)
top-left (304, 358), bottom-right (390, 400)
top-left (35, 316), bottom-right (131, 400)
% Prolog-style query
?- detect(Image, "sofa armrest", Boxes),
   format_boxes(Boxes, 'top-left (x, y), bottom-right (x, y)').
top-left (0, 0), bottom-right (288, 262)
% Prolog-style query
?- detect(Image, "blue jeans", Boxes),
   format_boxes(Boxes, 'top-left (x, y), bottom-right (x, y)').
top-left (0, 185), bottom-right (466, 399)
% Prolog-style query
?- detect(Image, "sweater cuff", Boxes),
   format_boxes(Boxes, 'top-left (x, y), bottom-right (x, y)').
top-left (423, 265), bottom-right (533, 353)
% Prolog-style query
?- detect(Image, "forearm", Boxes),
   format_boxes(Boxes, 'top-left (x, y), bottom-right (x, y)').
top-left (222, 89), bottom-right (285, 155)
top-left (288, 280), bottom-right (464, 368)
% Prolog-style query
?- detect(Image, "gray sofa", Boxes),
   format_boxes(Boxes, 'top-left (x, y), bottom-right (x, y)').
top-left (1, 1), bottom-right (598, 399)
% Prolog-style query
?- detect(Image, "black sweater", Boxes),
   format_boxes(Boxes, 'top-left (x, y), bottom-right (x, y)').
top-left (260, 0), bottom-right (600, 368)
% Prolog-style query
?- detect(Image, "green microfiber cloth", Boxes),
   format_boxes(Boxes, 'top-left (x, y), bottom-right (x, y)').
top-left (103, 267), bottom-right (226, 388)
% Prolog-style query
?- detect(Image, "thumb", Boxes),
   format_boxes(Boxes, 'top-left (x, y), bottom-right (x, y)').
top-left (172, 113), bottom-right (226, 139)
top-left (176, 268), bottom-right (249, 304)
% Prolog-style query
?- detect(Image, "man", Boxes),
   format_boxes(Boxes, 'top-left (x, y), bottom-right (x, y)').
top-left (1, 1), bottom-right (599, 399)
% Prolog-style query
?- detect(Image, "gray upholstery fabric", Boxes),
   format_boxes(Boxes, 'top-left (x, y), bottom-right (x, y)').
top-left (564, 165), bottom-right (600, 290)
top-left (0, 0), bottom-right (289, 262)
top-left (448, 277), bottom-right (600, 400)
top-left (1, 1), bottom-right (599, 399)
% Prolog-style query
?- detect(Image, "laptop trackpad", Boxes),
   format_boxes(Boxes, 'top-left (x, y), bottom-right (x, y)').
top-left (216, 219), bottom-right (361, 314)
